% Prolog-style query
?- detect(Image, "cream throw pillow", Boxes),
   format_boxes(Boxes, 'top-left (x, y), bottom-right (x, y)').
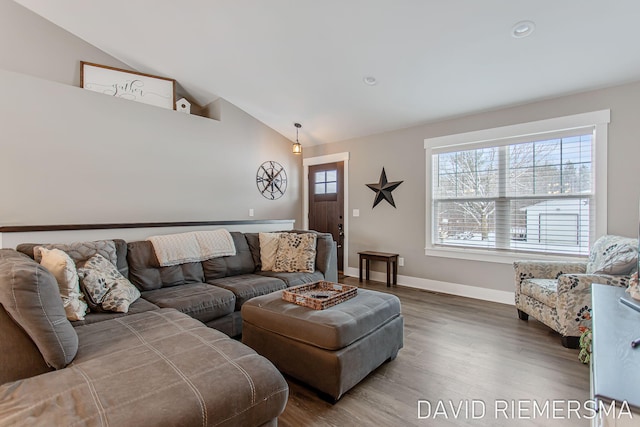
top-left (38, 247), bottom-right (88, 321)
top-left (259, 232), bottom-right (281, 271)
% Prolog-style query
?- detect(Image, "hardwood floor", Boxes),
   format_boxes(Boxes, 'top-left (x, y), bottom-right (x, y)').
top-left (278, 277), bottom-right (591, 426)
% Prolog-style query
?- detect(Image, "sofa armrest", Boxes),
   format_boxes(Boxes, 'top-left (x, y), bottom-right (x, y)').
top-left (557, 273), bottom-right (630, 295)
top-left (555, 273), bottom-right (630, 337)
top-left (0, 305), bottom-right (52, 384)
top-left (314, 232), bottom-right (338, 283)
top-left (324, 242), bottom-right (338, 283)
top-left (514, 260), bottom-right (586, 285)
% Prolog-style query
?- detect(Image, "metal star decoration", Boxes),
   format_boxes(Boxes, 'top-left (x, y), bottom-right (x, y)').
top-left (366, 167), bottom-right (403, 208)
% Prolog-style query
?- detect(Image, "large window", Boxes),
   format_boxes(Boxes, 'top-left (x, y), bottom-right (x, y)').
top-left (425, 111), bottom-right (610, 260)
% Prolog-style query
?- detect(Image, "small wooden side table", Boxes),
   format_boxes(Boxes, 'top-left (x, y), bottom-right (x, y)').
top-left (358, 251), bottom-right (399, 287)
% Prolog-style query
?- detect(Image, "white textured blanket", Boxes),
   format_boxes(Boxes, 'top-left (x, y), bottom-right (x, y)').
top-left (147, 229), bottom-right (236, 267)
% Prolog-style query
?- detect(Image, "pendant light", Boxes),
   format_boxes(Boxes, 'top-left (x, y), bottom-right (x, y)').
top-left (292, 123), bottom-right (302, 154)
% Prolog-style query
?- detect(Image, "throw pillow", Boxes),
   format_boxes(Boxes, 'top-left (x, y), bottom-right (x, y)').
top-left (77, 254), bottom-right (141, 313)
top-left (259, 232), bottom-right (281, 271)
top-left (0, 249), bottom-right (78, 369)
top-left (38, 247), bottom-right (88, 321)
top-left (273, 233), bottom-right (317, 273)
top-left (586, 235), bottom-right (638, 275)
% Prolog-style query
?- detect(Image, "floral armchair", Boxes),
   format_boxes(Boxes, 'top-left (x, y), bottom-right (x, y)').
top-left (514, 235), bottom-right (637, 348)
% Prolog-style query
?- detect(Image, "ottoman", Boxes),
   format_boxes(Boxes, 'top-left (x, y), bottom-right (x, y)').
top-left (241, 288), bottom-right (403, 400)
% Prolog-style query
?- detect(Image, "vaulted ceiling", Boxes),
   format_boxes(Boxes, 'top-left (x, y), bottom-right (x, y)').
top-left (14, 0), bottom-right (640, 146)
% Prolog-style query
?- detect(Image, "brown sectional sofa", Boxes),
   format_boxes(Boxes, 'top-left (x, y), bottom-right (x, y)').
top-left (0, 229), bottom-right (337, 426)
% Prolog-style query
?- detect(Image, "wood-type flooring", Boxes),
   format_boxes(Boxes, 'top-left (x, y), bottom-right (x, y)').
top-left (277, 276), bottom-right (591, 427)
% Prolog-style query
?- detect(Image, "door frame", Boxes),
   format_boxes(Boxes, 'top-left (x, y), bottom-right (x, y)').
top-left (303, 152), bottom-right (350, 274)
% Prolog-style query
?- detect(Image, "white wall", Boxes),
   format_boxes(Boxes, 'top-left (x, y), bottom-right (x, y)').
top-left (0, 0), bottom-right (302, 235)
top-left (305, 80), bottom-right (640, 300)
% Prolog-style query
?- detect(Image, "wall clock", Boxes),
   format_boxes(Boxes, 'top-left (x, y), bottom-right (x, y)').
top-left (256, 161), bottom-right (287, 200)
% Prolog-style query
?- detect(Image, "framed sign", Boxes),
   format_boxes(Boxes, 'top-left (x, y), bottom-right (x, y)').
top-left (80, 61), bottom-right (176, 110)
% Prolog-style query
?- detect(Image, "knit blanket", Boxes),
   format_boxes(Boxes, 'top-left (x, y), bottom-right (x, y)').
top-left (147, 229), bottom-right (236, 266)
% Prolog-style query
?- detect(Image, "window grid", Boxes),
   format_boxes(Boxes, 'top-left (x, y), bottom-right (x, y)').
top-left (314, 170), bottom-right (338, 195)
top-left (432, 134), bottom-right (593, 256)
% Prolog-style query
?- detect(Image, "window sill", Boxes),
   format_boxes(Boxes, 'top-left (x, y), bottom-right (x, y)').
top-left (424, 246), bottom-right (586, 265)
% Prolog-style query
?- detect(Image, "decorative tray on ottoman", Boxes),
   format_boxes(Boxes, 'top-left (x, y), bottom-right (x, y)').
top-left (282, 281), bottom-right (358, 310)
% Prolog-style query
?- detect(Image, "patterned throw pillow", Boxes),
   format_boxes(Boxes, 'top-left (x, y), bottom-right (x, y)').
top-left (38, 248), bottom-right (88, 321)
top-left (273, 233), bottom-right (317, 273)
top-left (77, 254), bottom-right (140, 313)
top-left (586, 235), bottom-right (638, 275)
top-left (259, 232), bottom-right (281, 271)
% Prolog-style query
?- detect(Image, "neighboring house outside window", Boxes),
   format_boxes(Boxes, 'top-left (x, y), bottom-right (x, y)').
top-left (424, 110), bottom-right (610, 263)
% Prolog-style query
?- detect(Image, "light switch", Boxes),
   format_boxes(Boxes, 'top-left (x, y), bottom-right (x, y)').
top-left (249, 209), bottom-right (254, 217)
top-left (353, 209), bottom-right (360, 217)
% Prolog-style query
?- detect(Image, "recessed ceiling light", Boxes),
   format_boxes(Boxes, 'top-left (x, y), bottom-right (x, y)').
top-left (512, 20), bottom-right (535, 38)
top-left (363, 76), bottom-right (377, 86)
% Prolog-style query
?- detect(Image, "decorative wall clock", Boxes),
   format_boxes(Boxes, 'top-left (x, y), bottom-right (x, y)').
top-left (256, 161), bottom-right (287, 200)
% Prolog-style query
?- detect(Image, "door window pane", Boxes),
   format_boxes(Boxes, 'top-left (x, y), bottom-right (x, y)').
top-left (314, 169), bottom-right (337, 195)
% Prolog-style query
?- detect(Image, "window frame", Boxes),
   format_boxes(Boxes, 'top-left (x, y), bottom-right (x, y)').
top-left (424, 110), bottom-right (610, 264)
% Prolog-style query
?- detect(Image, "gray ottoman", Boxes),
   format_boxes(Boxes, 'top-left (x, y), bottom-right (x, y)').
top-left (241, 288), bottom-right (403, 400)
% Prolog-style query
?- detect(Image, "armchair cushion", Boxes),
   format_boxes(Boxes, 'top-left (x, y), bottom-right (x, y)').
top-left (520, 279), bottom-right (558, 307)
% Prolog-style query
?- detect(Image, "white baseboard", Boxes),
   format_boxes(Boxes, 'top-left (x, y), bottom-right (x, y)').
top-left (344, 267), bottom-right (515, 306)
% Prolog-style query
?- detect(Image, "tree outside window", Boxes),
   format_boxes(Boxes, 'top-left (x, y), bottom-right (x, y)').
top-left (432, 134), bottom-right (592, 255)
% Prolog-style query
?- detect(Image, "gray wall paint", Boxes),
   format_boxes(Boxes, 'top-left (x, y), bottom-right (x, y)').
top-left (0, 0), bottom-right (133, 86)
top-left (4, 0), bottom-right (640, 295)
top-left (306, 81), bottom-right (640, 293)
top-left (0, 1), bottom-right (301, 229)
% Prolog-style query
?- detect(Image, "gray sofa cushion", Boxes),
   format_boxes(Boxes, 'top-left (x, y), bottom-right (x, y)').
top-left (16, 239), bottom-right (129, 278)
top-left (70, 297), bottom-right (159, 327)
top-left (257, 270), bottom-right (324, 287)
top-left (244, 232), bottom-right (262, 270)
top-left (141, 283), bottom-right (235, 323)
top-left (33, 241), bottom-right (117, 266)
top-left (0, 249), bottom-right (78, 369)
top-left (127, 240), bottom-right (205, 291)
top-left (202, 232), bottom-right (256, 280)
top-left (204, 311), bottom-right (243, 338)
top-left (207, 274), bottom-right (287, 310)
top-left (0, 309), bottom-right (289, 426)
